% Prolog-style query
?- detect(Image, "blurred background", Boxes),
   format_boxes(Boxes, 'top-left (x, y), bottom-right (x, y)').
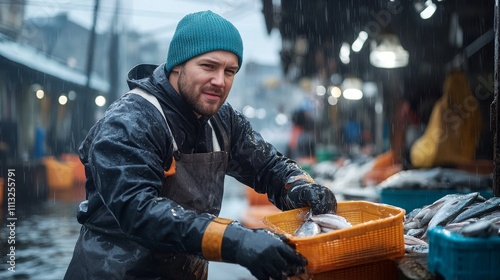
top-left (0, 0), bottom-right (496, 279)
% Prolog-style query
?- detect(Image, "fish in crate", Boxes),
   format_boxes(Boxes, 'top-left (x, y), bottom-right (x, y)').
top-left (294, 211), bottom-right (352, 237)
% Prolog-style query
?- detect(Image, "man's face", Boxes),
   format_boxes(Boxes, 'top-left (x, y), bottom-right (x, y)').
top-left (175, 50), bottom-right (239, 117)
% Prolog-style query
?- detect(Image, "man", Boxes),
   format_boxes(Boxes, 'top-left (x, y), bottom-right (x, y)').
top-left (65, 10), bottom-right (337, 280)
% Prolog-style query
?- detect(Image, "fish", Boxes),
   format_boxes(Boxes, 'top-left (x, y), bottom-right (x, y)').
top-left (294, 212), bottom-right (352, 237)
top-left (378, 168), bottom-right (440, 189)
top-left (417, 195), bottom-right (451, 227)
top-left (404, 221), bottom-right (421, 231)
top-left (402, 191), bottom-right (500, 243)
top-left (426, 192), bottom-right (479, 230)
top-left (413, 207), bottom-right (431, 221)
top-left (310, 213), bottom-right (352, 230)
top-left (480, 215), bottom-right (500, 227)
top-left (404, 194), bottom-right (459, 231)
top-left (459, 219), bottom-right (499, 237)
top-left (294, 220), bottom-right (321, 237)
top-left (452, 197), bottom-right (500, 223)
top-left (406, 228), bottom-right (425, 238)
top-left (443, 219), bottom-right (477, 233)
top-left (404, 234), bottom-right (429, 255)
top-left (480, 210), bottom-right (500, 221)
top-left (404, 234), bottom-right (429, 246)
top-left (378, 168), bottom-right (492, 190)
top-left (405, 207), bottom-right (423, 223)
top-left (405, 244), bottom-right (429, 255)
top-left (320, 227), bottom-right (339, 233)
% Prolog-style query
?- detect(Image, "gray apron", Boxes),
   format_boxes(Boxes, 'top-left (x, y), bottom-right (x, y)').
top-left (138, 89), bottom-right (229, 280)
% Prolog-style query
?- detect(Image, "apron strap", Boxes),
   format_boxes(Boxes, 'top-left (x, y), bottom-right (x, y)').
top-left (128, 88), bottom-right (179, 152)
top-left (207, 120), bottom-right (221, 152)
top-left (210, 115), bottom-right (230, 153)
top-left (129, 87), bottom-right (227, 153)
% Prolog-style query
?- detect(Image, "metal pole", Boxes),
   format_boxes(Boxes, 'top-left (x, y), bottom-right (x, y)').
top-left (85, 0), bottom-right (99, 93)
top-left (108, 0), bottom-right (120, 100)
top-left (75, 0), bottom-right (99, 144)
top-left (492, 0), bottom-right (500, 197)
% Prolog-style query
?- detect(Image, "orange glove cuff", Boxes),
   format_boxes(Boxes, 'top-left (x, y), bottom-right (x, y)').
top-left (201, 217), bottom-right (233, 261)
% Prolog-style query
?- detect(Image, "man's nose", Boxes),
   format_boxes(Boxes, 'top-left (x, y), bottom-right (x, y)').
top-left (211, 70), bottom-right (225, 87)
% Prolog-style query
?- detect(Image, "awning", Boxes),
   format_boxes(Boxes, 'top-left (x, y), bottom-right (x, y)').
top-left (0, 35), bottom-right (109, 92)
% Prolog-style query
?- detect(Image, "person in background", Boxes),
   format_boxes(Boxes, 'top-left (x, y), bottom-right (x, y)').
top-left (64, 10), bottom-right (337, 280)
top-left (362, 99), bottom-right (420, 186)
top-left (33, 122), bottom-right (46, 159)
top-left (286, 109), bottom-right (317, 164)
top-left (410, 70), bottom-right (482, 169)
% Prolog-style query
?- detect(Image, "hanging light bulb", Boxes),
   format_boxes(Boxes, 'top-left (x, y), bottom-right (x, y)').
top-left (420, 0), bottom-right (437, 19)
top-left (414, 0), bottom-right (437, 20)
top-left (370, 33), bottom-right (409, 68)
top-left (341, 77), bottom-right (363, 100)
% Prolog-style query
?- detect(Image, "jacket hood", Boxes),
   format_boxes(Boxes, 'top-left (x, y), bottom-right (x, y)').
top-left (126, 64), bottom-right (169, 100)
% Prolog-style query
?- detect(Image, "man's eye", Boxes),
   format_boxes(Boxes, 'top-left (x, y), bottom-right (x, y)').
top-left (202, 64), bottom-right (215, 69)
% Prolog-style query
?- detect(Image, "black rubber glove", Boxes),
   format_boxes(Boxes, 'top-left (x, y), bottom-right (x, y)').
top-left (221, 222), bottom-right (307, 280)
top-left (285, 182), bottom-right (337, 215)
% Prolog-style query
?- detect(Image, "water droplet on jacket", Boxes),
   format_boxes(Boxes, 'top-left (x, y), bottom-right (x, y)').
top-left (170, 208), bottom-right (178, 217)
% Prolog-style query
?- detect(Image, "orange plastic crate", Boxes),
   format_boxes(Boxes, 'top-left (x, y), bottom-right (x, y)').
top-left (44, 157), bottom-right (74, 190)
top-left (291, 259), bottom-right (397, 280)
top-left (263, 201), bottom-right (405, 273)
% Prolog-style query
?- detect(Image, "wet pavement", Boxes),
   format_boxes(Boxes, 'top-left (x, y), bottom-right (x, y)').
top-left (0, 177), bottom-right (257, 280)
top-left (0, 200), bottom-right (81, 280)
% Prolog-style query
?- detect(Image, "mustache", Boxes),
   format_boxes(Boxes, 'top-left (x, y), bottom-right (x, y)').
top-left (201, 86), bottom-right (222, 95)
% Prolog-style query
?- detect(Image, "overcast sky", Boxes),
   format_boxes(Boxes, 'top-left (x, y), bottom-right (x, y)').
top-left (26, 0), bottom-right (282, 66)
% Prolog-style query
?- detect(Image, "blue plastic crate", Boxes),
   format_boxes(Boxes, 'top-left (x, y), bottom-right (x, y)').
top-left (428, 227), bottom-right (500, 280)
top-left (379, 188), bottom-right (493, 212)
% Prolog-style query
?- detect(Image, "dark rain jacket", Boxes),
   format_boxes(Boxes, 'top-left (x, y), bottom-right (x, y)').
top-left (64, 64), bottom-right (306, 279)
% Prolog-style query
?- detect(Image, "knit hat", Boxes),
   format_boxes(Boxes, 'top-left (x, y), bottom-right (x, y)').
top-left (165, 10), bottom-right (243, 72)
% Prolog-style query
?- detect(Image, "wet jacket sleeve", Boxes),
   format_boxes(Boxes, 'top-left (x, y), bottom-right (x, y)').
top-left (219, 105), bottom-right (309, 210)
top-left (80, 95), bottom-right (213, 255)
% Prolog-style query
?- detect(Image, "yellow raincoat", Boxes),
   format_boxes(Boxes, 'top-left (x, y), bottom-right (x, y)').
top-left (410, 70), bottom-right (482, 168)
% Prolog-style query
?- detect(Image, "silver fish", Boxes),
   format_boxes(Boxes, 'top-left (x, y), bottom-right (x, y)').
top-left (378, 168), bottom-right (440, 189)
top-left (427, 192), bottom-right (479, 230)
top-left (310, 213), bottom-right (352, 230)
top-left (404, 234), bottom-right (429, 246)
top-left (405, 244), bottom-right (429, 255)
top-left (406, 228), bottom-right (425, 238)
top-left (417, 193), bottom-right (469, 228)
top-left (480, 215), bottom-right (500, 227)
top-left (444, 218), bottom-right (478, 233)
top-left (294, 220), bottom-right (321, 237)
top-left (451, 197), bottom-right (500, 223)
top-left (404, 221), bottom-right (421, 231)
top-left (460, 219), bottom-right (499, 237)
top-left (405, 207), bottom-right (423, 222)
top-left (480, 210), bottom-right (500, 221)
top-left (413, 207), bottom-right (432, 222)
top-left (320, 227), bottom-right (337, 233)
top-left (378, 168), bottom-right (492, 190)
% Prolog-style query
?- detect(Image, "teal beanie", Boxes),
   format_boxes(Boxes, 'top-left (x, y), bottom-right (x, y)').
top-left (165, 10), bottom-right (243, 72)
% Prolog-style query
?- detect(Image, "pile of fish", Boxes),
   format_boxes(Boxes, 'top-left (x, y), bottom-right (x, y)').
top-left (378, 168), bottom-right (492, 190)
top-left (403, 192), bottom-right (500, 254)
top-left (294, 212), bottom-right (353, 237)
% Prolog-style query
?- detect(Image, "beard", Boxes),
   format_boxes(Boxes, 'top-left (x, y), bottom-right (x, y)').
top-left (177, 71), bottom-right (225, 117)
